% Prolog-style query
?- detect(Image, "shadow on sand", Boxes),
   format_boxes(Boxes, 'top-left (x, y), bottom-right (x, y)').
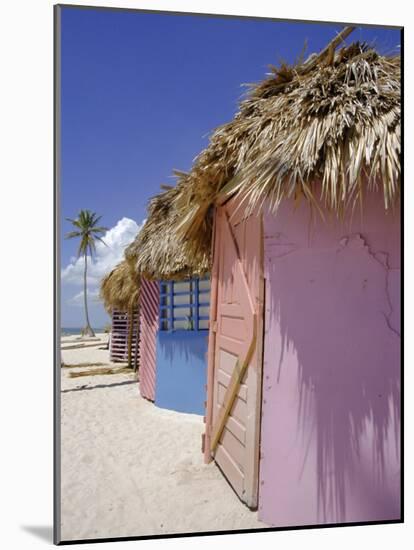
top-left (61, 380), bottom-right (136, 393)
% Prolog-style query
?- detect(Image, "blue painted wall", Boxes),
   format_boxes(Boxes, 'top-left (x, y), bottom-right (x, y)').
top-left (155, 331), bottom-right (208, 415)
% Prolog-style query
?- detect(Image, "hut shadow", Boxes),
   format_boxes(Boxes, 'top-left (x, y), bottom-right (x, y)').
top-left (155, 331), bottom-right (208, 414)
top-left (266, 233), bottom-right (400, 523)
top-left (158, 330), bottom-right (208, 364)
top-left (61, 380), bottom-right (136, 393)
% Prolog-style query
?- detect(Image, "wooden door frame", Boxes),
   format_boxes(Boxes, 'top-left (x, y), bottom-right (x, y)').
top-left (203, 206), bottom-right (219, 463)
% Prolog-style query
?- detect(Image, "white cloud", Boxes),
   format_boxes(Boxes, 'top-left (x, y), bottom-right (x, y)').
top-left (62, 217), bottom-right (144, 305)
top-left (67, 289), bottom-right (101, 307)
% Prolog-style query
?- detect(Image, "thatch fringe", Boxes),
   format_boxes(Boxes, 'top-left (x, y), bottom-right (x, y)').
top-left (100, 260), bottom-right (140, 313)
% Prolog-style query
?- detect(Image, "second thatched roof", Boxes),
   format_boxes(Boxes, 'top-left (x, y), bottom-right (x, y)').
top-left (125, 177), bottom-right (211, 281)
top-left (100, 259), bottom-right (140, 313)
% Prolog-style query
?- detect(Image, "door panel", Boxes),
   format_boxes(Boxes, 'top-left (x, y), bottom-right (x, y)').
top-left (207, 197), bottom-right (264, 508)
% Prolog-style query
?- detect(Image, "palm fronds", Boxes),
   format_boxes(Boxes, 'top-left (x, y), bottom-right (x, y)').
top-left (68, 366), bottom-right (133, 378)
top-left (65, 210), bottom-right (108, 257)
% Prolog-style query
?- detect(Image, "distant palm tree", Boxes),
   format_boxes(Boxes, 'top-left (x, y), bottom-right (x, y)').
top-left (65, 210), bottom-right (108, 337)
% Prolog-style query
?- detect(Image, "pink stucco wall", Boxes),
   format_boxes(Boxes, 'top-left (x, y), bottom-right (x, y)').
top-left (258, 191), bottom-right (400, 527)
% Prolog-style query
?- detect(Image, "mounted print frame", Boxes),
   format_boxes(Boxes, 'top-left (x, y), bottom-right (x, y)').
top-left (54, 3), bottom-right (403, 545)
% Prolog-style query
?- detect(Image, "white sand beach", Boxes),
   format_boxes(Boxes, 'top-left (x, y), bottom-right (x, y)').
top-left (60, 335), bottom-right (265, 541)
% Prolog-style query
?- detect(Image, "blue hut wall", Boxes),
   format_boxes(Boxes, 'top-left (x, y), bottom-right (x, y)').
top-left (154, 277), bottom-right (210, 415)
top-left (155, 331), bottom-right (208, 415)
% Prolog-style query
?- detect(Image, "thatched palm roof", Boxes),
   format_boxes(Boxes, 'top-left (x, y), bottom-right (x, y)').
top-left (169, 28), bottom-right (400, 254)
top-left (125, 28), bottom-right (400, 281)
top-left (125, 177), bottom-right (211, 280)
top-left (100, 259), bottom-right (140, 313)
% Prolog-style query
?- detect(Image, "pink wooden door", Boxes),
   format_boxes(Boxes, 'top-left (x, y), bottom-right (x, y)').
top-left (204, 197), bottom-right (264, 508)
top-left (138, 278), bottom-right (159, 401)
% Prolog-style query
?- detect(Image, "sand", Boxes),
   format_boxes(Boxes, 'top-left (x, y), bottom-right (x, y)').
top-left (60, 335), bottom-right (265, 541)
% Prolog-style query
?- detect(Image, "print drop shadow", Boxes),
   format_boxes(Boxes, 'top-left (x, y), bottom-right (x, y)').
top-left (158, 330), bottom-right (208, 365)
top-left (21, 525), bottom-right (53, 543)
top-left (266, 235), bottom-right (400, 523)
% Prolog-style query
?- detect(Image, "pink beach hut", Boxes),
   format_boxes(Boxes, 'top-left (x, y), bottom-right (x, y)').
top-left (135, 277), bottom-right (159, 401)
top-left (166, 32), bottom-right (401, 527)
top-left (124, 186), bottom-right (211, 411)
top-left (100, 260), bottom-right (140, 369)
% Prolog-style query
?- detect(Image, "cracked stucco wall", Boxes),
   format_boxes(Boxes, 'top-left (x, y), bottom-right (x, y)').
top-left (258, 191), bottom-right (400, 527)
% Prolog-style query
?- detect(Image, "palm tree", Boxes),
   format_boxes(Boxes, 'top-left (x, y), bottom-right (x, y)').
top-left (65, 210), bottom-right (108, 337)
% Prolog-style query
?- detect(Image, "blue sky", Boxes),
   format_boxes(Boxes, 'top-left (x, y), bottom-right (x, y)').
top-left (60, 6), bottom-right (401, 328)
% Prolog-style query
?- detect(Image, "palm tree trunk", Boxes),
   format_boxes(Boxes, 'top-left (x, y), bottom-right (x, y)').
top-left (83, 251), bottom-right (95, 337)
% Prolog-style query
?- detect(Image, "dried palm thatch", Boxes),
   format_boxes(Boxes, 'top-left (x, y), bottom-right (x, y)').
top-left (68, 366), bottom-right (134, 378)
top-left (61, 362), bottom-right (107, 369)
top-left (100, 259), bottom-right (140, 313)
top-left (169, 27), bottom-right (400, 256)
top-left (125, 177), bottom-right (211, 280)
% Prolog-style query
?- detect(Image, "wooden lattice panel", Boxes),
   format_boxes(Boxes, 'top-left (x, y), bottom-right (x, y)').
top-left (110, 308), bottom-right (139, 364)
